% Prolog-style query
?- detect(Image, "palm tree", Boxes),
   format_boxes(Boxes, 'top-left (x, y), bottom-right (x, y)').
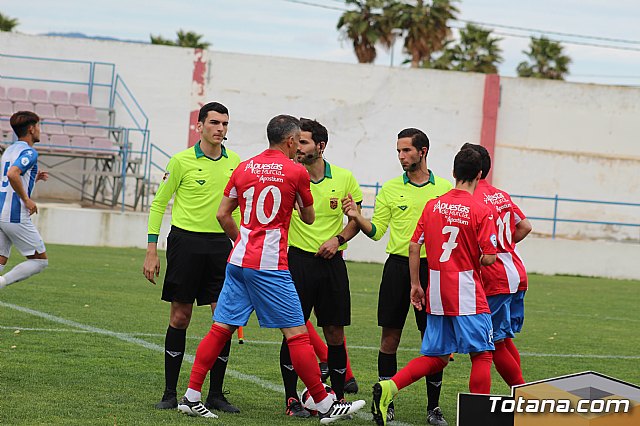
top-left (517, 36), bottom-right (571, 80)
top-left (337, 0), bottom-right (388, 63)
top-left (387, 0), bottom-right (459, 68)
top-left (150, 30), bottom-right (211, 49)
top-left (0, 12), bottom-right (19, 32)
top-left (425, 23), bottom-right (503, 73)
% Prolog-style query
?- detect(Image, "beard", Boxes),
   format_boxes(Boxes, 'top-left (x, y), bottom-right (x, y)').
top-left (298, 151), bottom-right (320, 165)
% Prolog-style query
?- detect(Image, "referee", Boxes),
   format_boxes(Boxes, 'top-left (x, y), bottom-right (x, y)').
top-left (342, 128), bottom-right (452, 426)
top-left (143, 102), bottom-right (241, 413)
top-left (279, 118), bottom-right (362, 417)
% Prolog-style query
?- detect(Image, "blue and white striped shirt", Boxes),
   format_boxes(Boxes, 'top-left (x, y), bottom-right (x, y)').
top-left (0, 141), bottom-right (39, 223)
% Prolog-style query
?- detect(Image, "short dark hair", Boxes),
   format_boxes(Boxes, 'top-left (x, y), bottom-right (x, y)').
top-left (397, 128), bottom-right (429, 154)
top-left (267, 115), bottom-right (300, 145)
top-left (454, 148), bottom-right (482, 183)
top-left (299, 118), bottom-right (328, 146)
top-left (461, 143), bottom-right (491, 179)
top-left (198, 102), bottom-right (228, 122)
top-left (10, 111), bottom-right (40, 138)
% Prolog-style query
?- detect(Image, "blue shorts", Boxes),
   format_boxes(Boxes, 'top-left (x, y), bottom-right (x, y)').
top-left (213, 264), bottom-right (305, 329)
top-left (421, 313), bottom-right (494, 356)
top-left (487, 294), bottom-right (516, 342)
top-left (510, 290), bottom-right (526, 334)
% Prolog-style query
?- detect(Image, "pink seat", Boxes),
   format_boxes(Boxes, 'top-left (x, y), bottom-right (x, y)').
top-left (7, 87), bottom-right (27, 102)
top-left (56, 105), bottom-right (76, 121)
top-left (39, 133), bottom-right (50, 144)
top-left (92, 138), bottom-right (113, 150)
top-left (0, 87), bottom-right (6, 100)
top-left (42, 121), bottom-right (64, 135)
top-left (0, 119), bottom-right (12, 131)
top-left (35, 103), bottom-right (57, 120)
top-left (13, 101), bottom-right (34, 113)
top-left (77, 106), bottom-right (98, 123)
top-left (0, 100), bottom-right (13, 116)
top-left (64, 120), bottom-right (84, 136)
top-left (85, 124), bottom-right (108, 138)
top-left (71, 135), bottom-right (92, 150)
top-left (28, 89), bottom-right (48, 104)
top-left (50, 134), bottom-right (71, 149)
top-left (49, 90), bottom-right (69, 105)
top-left (70, 92), bottom-right (90, 107)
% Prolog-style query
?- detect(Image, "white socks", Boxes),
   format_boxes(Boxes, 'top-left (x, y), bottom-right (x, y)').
top-left (2, 259), bottom-right (48, 286)
top-left (185, 388), bottom-right (202, 402)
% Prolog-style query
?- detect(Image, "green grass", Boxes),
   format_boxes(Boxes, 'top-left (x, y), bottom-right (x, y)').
top-left (0, 244), bottom-right (638, 425)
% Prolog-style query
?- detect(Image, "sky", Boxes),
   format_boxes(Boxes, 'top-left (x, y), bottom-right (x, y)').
top-left (1, 0), bottom-right (639, 86)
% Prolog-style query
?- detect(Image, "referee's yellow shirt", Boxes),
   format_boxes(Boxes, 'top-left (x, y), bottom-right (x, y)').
top-left (289, 161), bottom-right (363, 253)
top-left (366, 170), bottom-right (452, 258)
top-left (147, 142), bottom-right (241, 241)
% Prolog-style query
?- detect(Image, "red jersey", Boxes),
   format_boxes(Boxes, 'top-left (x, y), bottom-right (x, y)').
top-left (224, 149), bottom-right (313, 270)
top-left (412, 189), bottom-right (497, 316)
top-left (473, 180), bottom-right (528, 295)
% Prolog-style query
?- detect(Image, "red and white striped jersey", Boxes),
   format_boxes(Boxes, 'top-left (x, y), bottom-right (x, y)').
top-left (412, 189), bottom-right (497, 316)
top-left (473, 180), bottom-right (528, 295)
top-left (224, 149), bottom-right (313, 270)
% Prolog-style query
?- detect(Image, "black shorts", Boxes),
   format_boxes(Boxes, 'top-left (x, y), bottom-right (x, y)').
top-left (288, 246), bottom-right (351, 327)
top-left (377, 254), bottom-right (428, 332)
top-left (162, 226), bottom-right (232, 306)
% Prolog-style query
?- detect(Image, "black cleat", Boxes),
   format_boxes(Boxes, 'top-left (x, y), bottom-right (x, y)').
top-left (154, 392), bottom-right (177, 410)
top-left (205, 392), bottom-right (240, 413)
top-left (286, 397), bottom-right (311, 417)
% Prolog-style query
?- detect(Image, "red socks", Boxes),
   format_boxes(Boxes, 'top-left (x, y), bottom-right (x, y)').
top-left (493, 341), bottom-right (525, 386)
top-left (188, 323), bottom-right (232, 392)
top-left (391, 356), bottom-right (447, 391)
top-left (505, 338), bottom-right (521, 366)
top-left (287, 333), bottom-right (328, 404)
top-left (469, 352), bottom-right (492, 394)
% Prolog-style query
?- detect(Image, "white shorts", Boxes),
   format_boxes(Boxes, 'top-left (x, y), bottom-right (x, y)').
top-left (0, 221), bottom-right (46, 257)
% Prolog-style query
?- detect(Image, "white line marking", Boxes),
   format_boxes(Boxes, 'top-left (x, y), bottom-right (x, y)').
top-left (0, 303), bottom-right (413, 425)
top-left (2, 325), bottom-right (639, 360)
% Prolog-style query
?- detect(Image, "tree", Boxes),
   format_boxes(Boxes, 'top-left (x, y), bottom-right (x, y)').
top-left (387, 0), bottom-right (458, 67)
top-left (425, 23), bottom-right (503, 73)
top-left (0, 12), bottom-right (19, 32)
top-left (517, 36), bottom-right (571, 80)
top-left (150, 30), bottom-right (211, 49)
top-left (337, 0), bottom-right (390, 63)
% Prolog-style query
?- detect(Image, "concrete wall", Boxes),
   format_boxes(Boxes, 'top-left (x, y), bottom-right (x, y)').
top-left (33, 205), bottom-right (640, 280)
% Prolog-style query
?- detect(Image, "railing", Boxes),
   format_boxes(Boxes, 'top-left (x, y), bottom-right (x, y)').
top-left (358, 182), bottom-right (640, 242)
top-left (145, 143), bottom-right (172, 208)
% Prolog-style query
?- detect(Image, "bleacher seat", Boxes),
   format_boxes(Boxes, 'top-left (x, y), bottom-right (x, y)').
top-left (28, 89), bottom-right (48, 104)
top-left (42, 121), bottom-right (64, 135)
top-left (0, 100), bottom-right (13, 116)
top-left (71, 135), bottom-right (92, 150)
top-left (35, 103), bottom-right (57, 120)
top-left (39, 133), bottom-right (50, 144)
top-left (0, 87), bottom-right (6, 100)
top-left (70, 92), bottom-right (90, 107)
top-left (56, 105), bottom-right (76, 121)
top-left (93, 138), bottom-right (113, 150)
top-left (85, 125), bottom-right (109, 138)
top-left (13, 101), bottom-right (35, 113)
top-left (64, 120), bottom-right (85, 136)
top-left (49, 90), bottom-right (69, 105)
top-left (49, 134), bottom-right (71, 150)
top-left (7, 87), bottom-right (27, 102)
top-left (1, 119), bottom-right (13, 138)
top-left (77, 106), bottom-right (98, 123)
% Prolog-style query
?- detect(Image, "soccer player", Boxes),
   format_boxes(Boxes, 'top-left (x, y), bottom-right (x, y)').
top-left (280, 118), bottom-right (361, 417)
top-left (463, 143), bottom-right (532, 386)
top-left (342, 128), bottom-right (452, 425)
top-left (143, 102), bottom-right (241, 413)
top-left (178, 115), bottom-right (365, 422)
top-left (370, 147), bottom-right (498, 426)
top-left (0, 111), bottom-right (49, 289)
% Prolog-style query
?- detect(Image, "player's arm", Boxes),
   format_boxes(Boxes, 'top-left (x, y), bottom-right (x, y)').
top-left (512, 202), bottom-right (531, 243)
top-left (144, 159), bottom-right (180, 284)
top-left (7, 166), bottom-right (37, 215)
top-left (342, 189), bottom-right (390, 240)
top-left (217, 196), bottom-right (240, 241)
top-left (296, 168), bottom-right (315, 225)
top-left (480, 253), bottom-right (497, 266)
top-left (479, 209), bottom-right (498, 266)
top-left (409, 215), bottom-right (426, 310)
top-left (316, 203), bottom-right (361, 259)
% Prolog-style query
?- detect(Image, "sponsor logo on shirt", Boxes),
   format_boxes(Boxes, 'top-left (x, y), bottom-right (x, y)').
top-left (484, 192), bottom-right (512, 211)
top-left (433, 200), bottom-right (471, 225)
top-left (195, 179), bottom-right (206, 185)
top-left (397, 205), bottom-right (408, 211)
top-left (244, 160), bottom-right (284, 175)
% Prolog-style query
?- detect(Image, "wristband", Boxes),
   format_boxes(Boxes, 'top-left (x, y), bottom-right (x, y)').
top-left (335, 235), bottom-right (346, 245)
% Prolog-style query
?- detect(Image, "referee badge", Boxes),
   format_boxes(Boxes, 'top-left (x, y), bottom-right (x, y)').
top-left (162, 172), bottom-right (170, 181)
top-left (330, 197), bottom-right (338, 209)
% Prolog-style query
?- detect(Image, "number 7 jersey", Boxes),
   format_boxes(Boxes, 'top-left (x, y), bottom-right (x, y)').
top-left (224, 149), bottom-right (314, 270)
top-left (412, 189), bottom-right (497, 316)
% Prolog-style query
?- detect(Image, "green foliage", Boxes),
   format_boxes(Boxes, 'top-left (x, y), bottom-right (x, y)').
top-left (0, 244), bottom-right (637, 425)
top-left (337, 0), bottom-right (389, 63)
top-left (0, 11), bottom-right (19, 32)
top-left (424, 23), bottom-right (503, 73)
top-left (150, 30), bottom-right (211, 49)
top-left (517, 36), bottom-right (571, 80)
